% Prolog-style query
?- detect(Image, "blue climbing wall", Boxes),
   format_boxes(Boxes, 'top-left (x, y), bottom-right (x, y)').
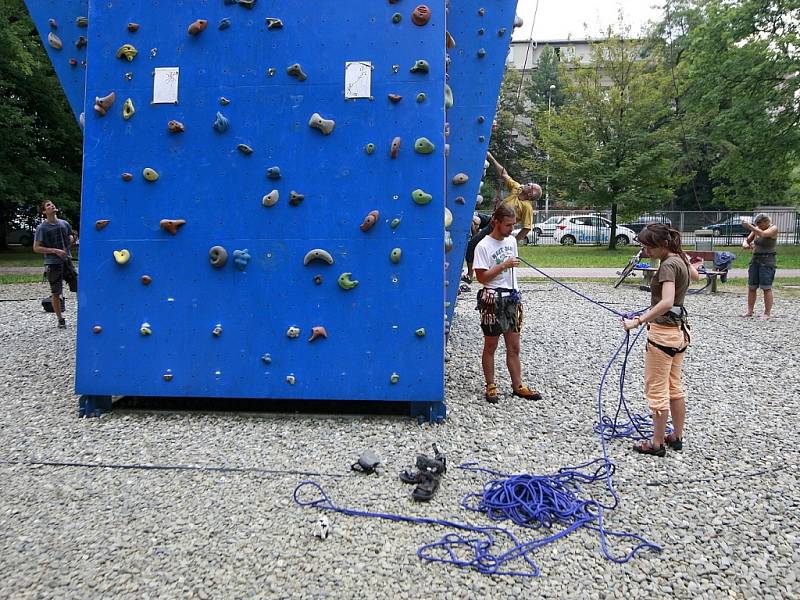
top-left (23, 0), bottom-right (89, 122)
top-left (445, 1), bottom-right (519, 331)
top-left (75, 1), bottom-right (446, 415)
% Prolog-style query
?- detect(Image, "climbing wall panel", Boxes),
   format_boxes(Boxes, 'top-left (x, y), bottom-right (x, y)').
top-left (23, 0), bottom-right (89, 121)
top-left (444, 1), bottom-right (520, 331)
top-left (76, 1), bottom-right (446, 413)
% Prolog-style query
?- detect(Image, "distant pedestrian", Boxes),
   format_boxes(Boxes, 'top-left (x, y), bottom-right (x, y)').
top-left (33, 200), bottom-right (78, 329)
top-left (741, 214), bottom-right (779, 320)
top-left (473, 204), bottom-right (542, 404)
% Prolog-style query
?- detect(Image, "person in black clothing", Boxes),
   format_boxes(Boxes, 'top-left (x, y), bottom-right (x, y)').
top-left (33, 200), bottom-right (78, 328)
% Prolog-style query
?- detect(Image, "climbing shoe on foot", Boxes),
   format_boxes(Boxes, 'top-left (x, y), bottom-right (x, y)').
top-left (632, 440), bottom-right (666, 457)
top-left (485, 383), bottom-right (499, 404)
top-left (665, 433), bottom-right (683, 451)
top-left (57, 318), bottom-right (66, 329)
top-left (461, 274), bottom-right (472, 284)
top-left (512, 385), bottom-right (541, 401)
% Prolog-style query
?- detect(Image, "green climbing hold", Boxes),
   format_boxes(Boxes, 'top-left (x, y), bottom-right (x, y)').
top-left (392, 13), bottom-right (401, 23)
top-left (416, 93), bottom-right (426, 103)
top-left (337, 272), bottom-right (359, 290)
top-left (122, 98), bottom-right (135, 120)
top-left (409, 60), bottom-right (429, 74)
top-left (415, 328), bottom-right (426, 337)
top-left (365, 143), bottom-right (375, 155)
top-left (142, 168), bottom-right (159, 182)
top-left (444, 84), bottom-right (453, 110)
top-left (238, 144), bottom-right (254, 155)
top-left (390, 248), bottom-right (402, 264)
top-left (414, 137), bottom-right (435, 154)
top-left (390, 218), bottom-right (401, 229)
top-left (390, 372), bottom-right (400, 384)
top-left (115, 44), bottom-right (138, 61)
top-left (411, 189), bottom-right (432, 205)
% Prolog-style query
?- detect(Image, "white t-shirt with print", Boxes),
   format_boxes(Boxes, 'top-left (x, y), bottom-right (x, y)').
top-left (473, 234), bottom-right (518, 290)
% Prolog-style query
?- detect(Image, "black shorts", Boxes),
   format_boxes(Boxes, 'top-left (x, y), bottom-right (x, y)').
top-left (477, 288), bottom-right (523, 336)
top-left (46, 261), bottom-right (78, 296)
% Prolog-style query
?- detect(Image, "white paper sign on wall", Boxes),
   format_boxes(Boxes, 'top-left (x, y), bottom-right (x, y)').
top-left (153, 67), bottom-right (180, 104)
top-left (344, 61), bottom-right (372, 99)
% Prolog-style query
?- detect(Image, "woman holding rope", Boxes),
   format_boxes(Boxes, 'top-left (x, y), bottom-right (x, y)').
top-left (622, 224), bottom-right (699, 456)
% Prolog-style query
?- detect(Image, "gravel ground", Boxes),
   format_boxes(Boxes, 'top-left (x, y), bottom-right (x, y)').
top-left (1, 281), bottom-right (798, 599)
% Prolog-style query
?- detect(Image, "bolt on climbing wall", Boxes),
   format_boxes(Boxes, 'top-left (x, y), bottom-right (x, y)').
top-left (23, 0), bottom-right (89, 122)
top-left (76, 1), bottom-right (447, 418)
top-left (444, 1), bottom-right (520, 332)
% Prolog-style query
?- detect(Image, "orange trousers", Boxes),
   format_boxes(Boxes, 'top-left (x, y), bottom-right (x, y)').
top-left (644, 323), bottom-right (689, 413)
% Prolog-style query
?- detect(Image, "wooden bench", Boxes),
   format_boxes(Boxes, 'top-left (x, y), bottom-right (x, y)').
top-left (632, 250), bottom-right (727, 293)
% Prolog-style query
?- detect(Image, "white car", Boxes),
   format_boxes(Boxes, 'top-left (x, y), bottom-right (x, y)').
top-left (553, 215), bottom-right (637, 246)
top-left (533, 216), bottom-right (564, 237)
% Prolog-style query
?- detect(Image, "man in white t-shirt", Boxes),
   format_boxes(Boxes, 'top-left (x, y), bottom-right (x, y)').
top-left (473, 205), bottom-right (542, 404)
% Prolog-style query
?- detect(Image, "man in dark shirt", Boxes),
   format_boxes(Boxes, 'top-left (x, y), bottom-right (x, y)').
top-left (33, 200), bottom-right (78, 328)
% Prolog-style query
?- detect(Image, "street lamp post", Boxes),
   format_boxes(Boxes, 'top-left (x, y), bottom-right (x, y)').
top-left (545, 84), bottom-right (556, 215)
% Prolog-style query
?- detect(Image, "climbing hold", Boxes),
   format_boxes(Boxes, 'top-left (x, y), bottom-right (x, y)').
top-left (212, 324), bottom-right (223, 337)
top-left (444, 143), bottom-right (450, 157)
top-left (390, 218), bottom-right (401, 229)
top-left (308, 112), bottom-right (335, 135)
top-left (478, 7), bottom-right (486, 16)
top-left (167, 120), bottom-right (185, 133)
top-left (446, 31), bottom-right (456, 48)
top-left (477, 48), bottom-right (486, 58)
top-left (94, 92), bottom-right (116, 116)
top-left (188, 19), bottom-right (208, 35)
top-left (313, 275), bottom-right (323, 285)
top-left (360, 210), bottom-right (380, 232)
top-left (414, 137), bottom-right (435, 154)
top-left (478, 135), bottom-right (486, 142)
top-left (478, 115), bottom-right (486, 123)
top-left (365, 143), bottom-right (375, 155)
top-left (76, 16), bottom-right (88, 28)
top-left (478, 28), bottom-right (485, 36)
top-left (238, 0), bottom-right (256, 8)
top-left (338, 273), bottom-right (359, 290)
top-left (261, 354), bottom-right (272, 364)
top-left (411, 189), bottom-right (433, 205)
top-left (445, 207), bottom-right (453, 228)
top-left (415, 328), bottom-right (426, 337)
top-left (514, 14), bottom-right (523, 28)
top-left (47, 32), bottom-right (62, 50)
top-left (141, 275), bottom-right (152, 285)
top-left (213, 112), bottom-right (229, 133)
top-left (232, 249), bottom-right (251, 271)
top-left (265, 18), bottom-right (283, 29)
top-left (388, 94), bottom-right (402, 103)
top-left (140, 322), bottom-right (152, 336)
top-left (286, 374), bottom-right (296, 385)
top-left (262, 190), bottom-right (279, 207)
top-left (122, 98), bottom-right (135, 120)
top-left (142, 167), bottom-right (159, 182)
top-left (237, 144), bottom-right (254, 155)
top-left (416, 93), bottom-right (426, 103)
top-left (411, 5), bottom-right (431, 26)
top-left (392, 13), bottom-right (402, 24)
top-left (121, 172), bottom-right (133, 182)
top-left (128, 23), bottom-right (139, 32)
top-left (452, 173), bottom-right (469, 185)
top-left (159, 219), bottom-right (186, 235)
top-left (390, 248), bottom-right (402, 264)
top-left (308, 327), bottom-right (328, 342)
top-left (75, 36), bottom-right (87, 49)
top-left (93, 325), bottom-right (102, 334)
top-left (218, 18), bottom-right (231, 30)
top-left (113, 249), bottom-right (131, 265)
top-left (445, 231), bottom-right (453, 253)
top-left (69, 58), bottom-right (78, 66)
top-left (287, 63), bottom-right (308, 81)
top-left (455, 196), bottom-right (465, 205)
top-left (286, 326), bottom-right (300, 339)
top-left (444, 84), bottom-right (453, 109)
top-left (390, 136), bottom-right (401, 159)
top-left (115, 44), bottom-right (138, 61)
top-left (390, 372), bottom-right (400, 384)
top-left (124, 72), bottom-right (133, 80)
top-left (219, 97), bottom-right (230, 105)
top-left (266, 166), bottom-right (281, 179)
top-left (410, 60), bottom-right (429, 74)
top-left (392, 64), bottom-right (400, 74)
top-left (163, 371), bottom-right (173, 382)
top-left (48, 18), bottom-right (57, 29)
top-left (209, 246), bottom-right (228, 268)
top-left (95, 220), bottom-right (110, 230)
top-left (498, 27), bottom-right (507, 36)
top-left (267, 67), bottom-right (276, 76)
top-left (289, 191), bottom-right (305, 206)
top-left (304, 249), bottom-right (334, 266)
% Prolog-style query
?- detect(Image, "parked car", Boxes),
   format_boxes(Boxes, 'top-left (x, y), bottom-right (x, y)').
top-left (532, 216), bottom-right (565, 238)
top-left (619, 214), bottom-right (672, 234)
top-left (553, 215), bottom-right (637, 246)
top-left (5, 227), bottom-right (34, 246)
top-left (705, 215), bottom-right (750, 237)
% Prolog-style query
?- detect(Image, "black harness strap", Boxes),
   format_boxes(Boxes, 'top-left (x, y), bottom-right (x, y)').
top-left (647, 339), bottom-right (687, 357)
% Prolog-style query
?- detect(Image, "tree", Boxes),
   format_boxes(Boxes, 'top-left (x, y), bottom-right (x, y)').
top-left (525, 46), bottom-right (565, 111)
top-left (538, 30), bottom-right (682, 248)
top-left (0, 1), bottom-right (82, 248)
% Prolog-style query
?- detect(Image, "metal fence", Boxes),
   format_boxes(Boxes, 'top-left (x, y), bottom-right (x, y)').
top-left (520, 209), bottom-right (800, 247)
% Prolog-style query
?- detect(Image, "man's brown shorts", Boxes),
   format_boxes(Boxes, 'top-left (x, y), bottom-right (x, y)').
top-left (477, 288), bottom-right (523, 336)
top-left (46, 262), bottom-right (78, 296)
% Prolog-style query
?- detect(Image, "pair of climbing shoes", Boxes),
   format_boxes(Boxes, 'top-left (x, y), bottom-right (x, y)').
top-left (399, 444), bottom-right (446, 502)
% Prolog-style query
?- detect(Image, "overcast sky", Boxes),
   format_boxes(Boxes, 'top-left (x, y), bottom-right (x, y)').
top-left (512, 0), bottom-right (664, 41)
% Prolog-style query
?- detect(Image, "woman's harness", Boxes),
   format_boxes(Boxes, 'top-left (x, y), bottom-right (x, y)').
top-left (647, 305), bottom-right (691, 357)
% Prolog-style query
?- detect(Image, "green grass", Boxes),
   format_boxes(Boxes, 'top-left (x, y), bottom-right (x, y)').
top-left (518, 244), bottom-right (800, 269)
top-left (0, 274), bottom-right (40, 284)
top-left (0, 246), bottom-right (41, 267)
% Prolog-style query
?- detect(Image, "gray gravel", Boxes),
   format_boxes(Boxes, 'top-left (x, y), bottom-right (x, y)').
top-left (1, 281), bottom-right (798, 599)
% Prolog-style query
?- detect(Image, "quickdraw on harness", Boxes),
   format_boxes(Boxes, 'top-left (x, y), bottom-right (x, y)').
top-left (475, 287), bottom-right (521, 331)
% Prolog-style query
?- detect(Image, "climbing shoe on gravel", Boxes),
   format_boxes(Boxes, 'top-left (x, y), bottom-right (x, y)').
top-left (512, 385), bottom-right (541, 401)
top-left (665, 433), bottom-right (683, 451)
top-left (485, 383), bottom-right (499, 404)
top-left (632, 440), bottom-right (666, 457)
